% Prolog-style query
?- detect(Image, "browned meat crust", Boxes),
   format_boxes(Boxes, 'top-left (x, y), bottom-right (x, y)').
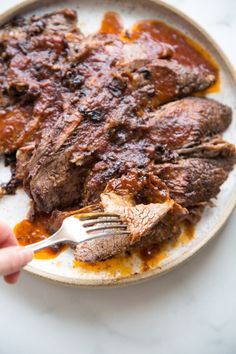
top-left (80, 97), bottom-right (234, 206)
top-left (154, 158), bottom-right (232, 207)
top-left (25, 95), bottom-right (234, 212)
top-left (0, 9), bottom-right (81, 153)
top-left (145, 96), bottom-right (232, 150)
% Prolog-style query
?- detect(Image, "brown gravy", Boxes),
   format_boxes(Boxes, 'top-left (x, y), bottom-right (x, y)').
top-left (14, 218), bottom-right (67, 260)
top-left (100, 12), bottom-right (219, 93)
top-left (13, 11), bottom-right (210, 267)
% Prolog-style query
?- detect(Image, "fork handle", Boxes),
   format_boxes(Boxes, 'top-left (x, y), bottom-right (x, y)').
top-left (24, 231), bottom-right (66, 252)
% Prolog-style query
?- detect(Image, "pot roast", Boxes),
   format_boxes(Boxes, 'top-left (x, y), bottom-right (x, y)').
top-left (0, 9), bottom-right (235, 262)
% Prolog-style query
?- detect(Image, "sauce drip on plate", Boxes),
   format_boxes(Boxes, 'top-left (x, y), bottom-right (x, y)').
top-left (14, 218), bottom-right (67, 260)
top-left (100, 11), bottom-right (124, 35)
top-left (139, 221), bottom-right (195, 272)
top-left (100, 12), bottom-right (220, 94)
top-left (73, 255), bottom-right (133, 277)
top-left (14, 216), bottom-right (195, 274)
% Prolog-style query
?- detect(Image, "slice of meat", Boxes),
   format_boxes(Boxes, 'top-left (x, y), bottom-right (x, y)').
top-left (120, 59), bottom-right (215, 110)
top-left (81, 139), bottom-right (151, 205)
top-left (0, 8), bottom-right (80, 100)
top-left (0, 82), bottom-right (63, 153)
top-left (101, 192), bottom-right (174, 243)
top-left (75, 196), bottom-right (175, 263)
top-left (74, 171), bottom-right (187, 262)
top-left (119, 36), bottom-right (173, 69)
top-left (154, 157), bottom-right (232, 207)
top-left (176, 136), bottom-right (236, 159)
top-left (145, 97), bottom-right (232, 150)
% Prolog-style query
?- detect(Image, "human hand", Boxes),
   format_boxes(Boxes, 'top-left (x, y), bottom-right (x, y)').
top-left (0, 221), bottom-right (33, 284)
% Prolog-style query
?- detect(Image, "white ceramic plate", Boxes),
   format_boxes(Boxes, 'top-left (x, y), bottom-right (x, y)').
top-left (0, 0), bottom-right (236, 287)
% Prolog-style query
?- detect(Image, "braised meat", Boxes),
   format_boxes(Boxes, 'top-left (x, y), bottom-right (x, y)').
top-left (81, 97), bottom-right (234, 205)
top-left (24, 56), bottom-right (216, 212)
top-left (153, 157), bottom-right (233, 207)
top-left (145, 97), bottom-right (232, 150)
top-left (75, 171), bottom-right (187, 262)
top-left (0, 9), bottom-right (81, 153)
top-left (75, 151), bottom-right (235, 262)
top-left (0, 9), bottom-right (235, 262)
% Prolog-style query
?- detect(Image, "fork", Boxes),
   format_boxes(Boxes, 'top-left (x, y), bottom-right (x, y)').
top-left (24, 213), bottom-right (129, 252)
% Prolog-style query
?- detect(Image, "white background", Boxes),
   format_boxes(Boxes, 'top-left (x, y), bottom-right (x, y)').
top-left (0, 1), bottom-right (236, 353)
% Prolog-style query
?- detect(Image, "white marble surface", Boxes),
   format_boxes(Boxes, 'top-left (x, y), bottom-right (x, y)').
top-left (0, 1), bottom-right (236, 353)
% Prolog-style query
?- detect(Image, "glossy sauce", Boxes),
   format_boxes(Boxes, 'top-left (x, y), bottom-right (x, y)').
top-left (2, 12), bottom-right (219, 151)
top-left (100, 11), bottom-right (124, 35)
top-left (14, 216), bottom-right (194, 273)
top-left (0, 107), bottom-right (31, 152)
top-left (1, 12), bottom-right (219, 151)
top-left (14, 218), bottom-right (67, 260)
top-left (73, 255), bottom-right (133, 277)
top-left (139, 245), bottom-right (169, 272)
top-left (74, 222), bottom-right (195, 275)
top-left (13, 12), bottom-right (207, 266)
top-left (139, 221), bottom-right (195, 272)
top-left (100, 12), bottom-right (220, 93)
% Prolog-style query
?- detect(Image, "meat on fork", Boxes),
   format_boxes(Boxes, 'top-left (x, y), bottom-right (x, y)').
top-left (75, 171), bottom-right (187, 263)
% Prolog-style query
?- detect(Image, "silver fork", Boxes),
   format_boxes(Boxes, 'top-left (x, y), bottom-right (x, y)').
top-left (24, 213), bottom-right (129, 252)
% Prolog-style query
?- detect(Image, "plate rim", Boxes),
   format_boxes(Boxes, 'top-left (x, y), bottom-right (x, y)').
top-left (1, 0), bottom-right (236, 287)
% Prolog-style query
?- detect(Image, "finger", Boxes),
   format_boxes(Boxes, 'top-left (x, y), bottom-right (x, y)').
top-left (0, 221), bottom-right (18, 247)
top-left (4, 271), bottom-right (20, 284)
top-left (0, 246), bottom-right (33, 276)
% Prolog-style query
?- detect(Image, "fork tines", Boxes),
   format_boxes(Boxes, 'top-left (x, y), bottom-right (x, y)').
top-left (78, 213), bottom-right (120, 220)
top-left (78, 213), bottom-right (129, 237)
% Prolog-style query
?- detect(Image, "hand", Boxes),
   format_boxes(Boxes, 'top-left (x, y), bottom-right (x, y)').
top-left (0, 221), bottom-right (33, 284)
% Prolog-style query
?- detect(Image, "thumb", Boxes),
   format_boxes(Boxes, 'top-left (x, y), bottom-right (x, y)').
top-left (0, 246), bottom-right (33, 277)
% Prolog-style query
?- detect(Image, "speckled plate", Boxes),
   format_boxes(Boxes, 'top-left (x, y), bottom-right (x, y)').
top-left (0, 0), bottom-right (236, 287)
